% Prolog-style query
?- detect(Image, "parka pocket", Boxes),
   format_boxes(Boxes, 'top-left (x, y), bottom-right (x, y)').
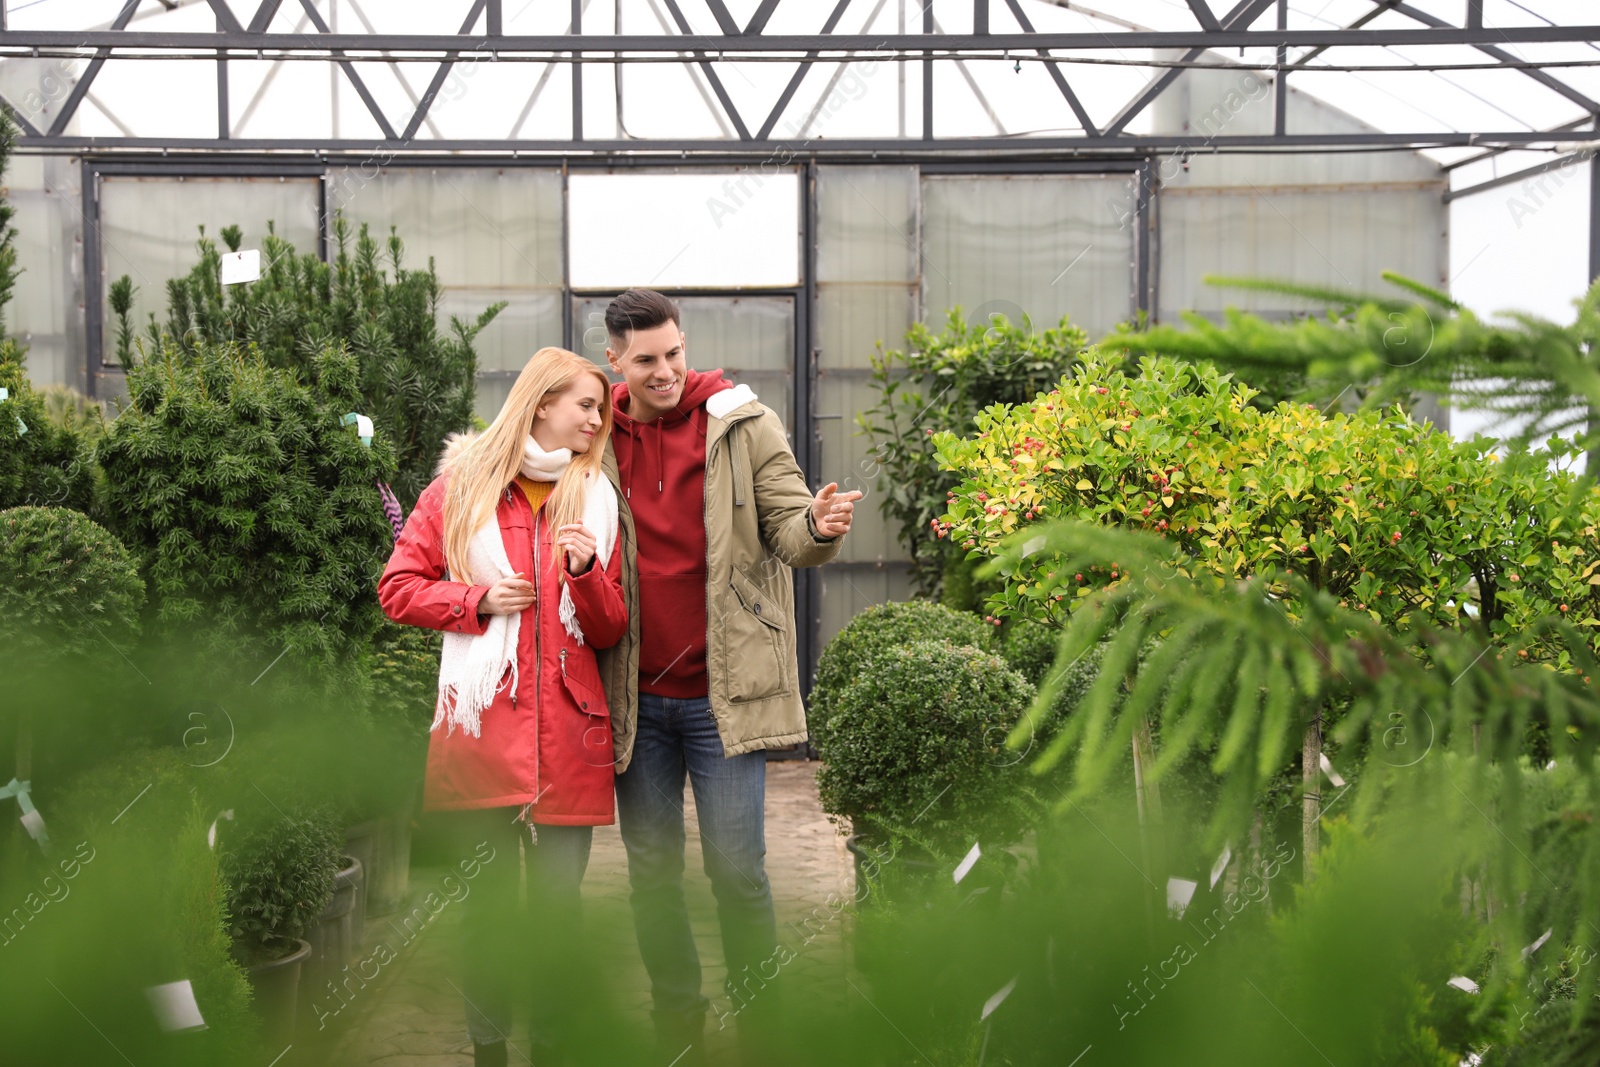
top-left (725, 568), bottom-right (791, 703)
top-left (559, 650), bottom-right (615, 769)
top-left (558, 648), bottom-right (609, 716)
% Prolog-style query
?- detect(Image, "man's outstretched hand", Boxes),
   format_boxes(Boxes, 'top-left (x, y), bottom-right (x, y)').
top-left (811, 482), bottom-right (863, 539)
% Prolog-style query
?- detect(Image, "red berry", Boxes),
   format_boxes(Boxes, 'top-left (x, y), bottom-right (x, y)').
top-left (1561, 604), bottom-right (1569, 612)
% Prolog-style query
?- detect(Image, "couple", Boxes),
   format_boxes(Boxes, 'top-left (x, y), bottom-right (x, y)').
top-left (377, 288), bottom-right (860, 1066)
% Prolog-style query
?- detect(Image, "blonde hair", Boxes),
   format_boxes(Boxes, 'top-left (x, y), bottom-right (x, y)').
top-left (443, 347), bottom-right (613, 583)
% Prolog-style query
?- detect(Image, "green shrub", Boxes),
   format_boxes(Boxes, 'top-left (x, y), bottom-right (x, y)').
top-left (936, 352), bottom-right (1600, 669)
top-left (0, 505), bottom-right (143, 668)
top-left (129, 217), bottom-right (503, 506)
top-left (861, 309), bottom-right (1087, 597)
top-left (815, 638), bottom-right (1036, 855)
top-left (25, 745), bottom-right (260, 1063)
top-left (0, 344), bottom-right (95, 513)
top-left (369, 620), bottom-right (441, 735)
top-left (96, 336), bottom-right (396, 694)
top-left (219, 805), bottom-right (341, 964)
top-left (810, 600), bottom-right (993, 741)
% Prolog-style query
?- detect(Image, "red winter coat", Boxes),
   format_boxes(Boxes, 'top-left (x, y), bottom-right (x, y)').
top-left (378, 474), bottom-right (627, 824)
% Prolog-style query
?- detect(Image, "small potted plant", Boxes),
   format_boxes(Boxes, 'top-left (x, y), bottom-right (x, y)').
top-left (815, 636), bottom-right (1037, 891)
top-left (219, 807), bottom-right (340, 1043)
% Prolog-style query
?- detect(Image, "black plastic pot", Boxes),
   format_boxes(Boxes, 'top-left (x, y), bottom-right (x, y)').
top-left (343, 821), bottom-right (379, 934)
top-left (367, 802), bottom-right (414, 917)
top-left (244, 937), bottom-right (311, 1046)
top-left (303, 855), bottom-right (363, 1011)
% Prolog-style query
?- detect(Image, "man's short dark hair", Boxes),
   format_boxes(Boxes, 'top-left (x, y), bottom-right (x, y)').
top-left (605, 289), bottom-right (680, 342)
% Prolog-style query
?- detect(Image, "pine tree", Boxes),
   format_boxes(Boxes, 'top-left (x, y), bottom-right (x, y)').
top-left (96, 335), bottom-right (397, 695)
top-left (119, 216), bottom-right (502, 507)
top-left (1105, 273), bottom-right (1600, 472)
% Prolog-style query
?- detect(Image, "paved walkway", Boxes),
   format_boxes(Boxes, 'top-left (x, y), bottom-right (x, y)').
top-left (311, 761), bottom-right (855, 1066)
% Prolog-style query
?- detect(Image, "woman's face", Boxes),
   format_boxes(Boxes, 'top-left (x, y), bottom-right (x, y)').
top-left (532, 374), bottom-right (606, 454)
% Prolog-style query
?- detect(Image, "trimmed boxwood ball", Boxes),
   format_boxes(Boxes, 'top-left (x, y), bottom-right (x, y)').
top-left (219, 806), bottom-right (342, 965)
top-left (809, 599), bottom-right (993, 741)
top-left (0, 344), bottom-right (96, 514)
top-left (0, 505), bottom-right (143, 666)
top-left (815, 638), bottom-right (1036, 854)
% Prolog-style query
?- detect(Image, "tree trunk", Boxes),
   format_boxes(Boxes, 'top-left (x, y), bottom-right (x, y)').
top-left (1587, 406), bottom-right (1600, 478)
top-left (1302, 707), bottom-right (1322, 881)
top-left (1132, 713), bottom-right (1167, 927)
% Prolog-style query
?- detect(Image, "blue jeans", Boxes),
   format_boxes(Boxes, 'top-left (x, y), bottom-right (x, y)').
top-left (453, 809), bottom-right (593, 1048)
top-left (615, 693), bottom-right (777, 1029)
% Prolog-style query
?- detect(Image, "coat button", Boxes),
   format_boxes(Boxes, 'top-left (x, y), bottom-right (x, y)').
top-left (753, 603), bottom-right (762, 615)
top-left (452, 604), bottom-right (463, 616)
top-left (581, 701), bottom-right (588, 709)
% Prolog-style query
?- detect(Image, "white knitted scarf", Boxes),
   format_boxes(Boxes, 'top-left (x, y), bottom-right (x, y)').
top-left (434, 436), bottom-right (618, 738)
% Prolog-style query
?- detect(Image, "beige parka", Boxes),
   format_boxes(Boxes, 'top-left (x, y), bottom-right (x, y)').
top-left (597, 385), bottom-right (841, 772)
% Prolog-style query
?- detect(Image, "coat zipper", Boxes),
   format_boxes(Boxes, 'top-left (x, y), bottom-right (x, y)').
top-left (510, 484), bottom-right (519, 711)
top-left (704, 409), bottom-right (751, 731)
top-left (530, 505), bottom-right (542, 845)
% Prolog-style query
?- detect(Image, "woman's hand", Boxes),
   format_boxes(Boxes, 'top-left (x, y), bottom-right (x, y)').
top-left (480, 573), bottom-right (536, 615)
top-left (556, 523), bottom-right (598, 574)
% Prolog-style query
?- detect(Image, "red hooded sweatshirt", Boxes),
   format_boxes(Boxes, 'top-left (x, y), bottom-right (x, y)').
top-left (611, 368), bottom-right (734, 699)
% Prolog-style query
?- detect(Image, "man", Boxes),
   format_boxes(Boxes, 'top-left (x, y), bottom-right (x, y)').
top-left (597, 288), bottom-right (858, 1063)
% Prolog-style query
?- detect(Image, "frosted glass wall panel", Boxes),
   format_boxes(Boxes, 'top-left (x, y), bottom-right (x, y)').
top-left (1158, 184), bottom-right (1446, 322)
top-left (814, 375), bottom-right (905, 565)
top-left (444, 290), bottom-right (566, 378)
top-left (816, 165), bottom-right (917, 284)
top-left (331, 168), bottom-right (565, 424)
top-left (331, 167), bottom-right (563, 289)
top-left (815, 565), bottom-right (914, 666)
top-left (573, 294), bottom-right (795, 433)
top-left (816, 165), bottom-right (918, 371)
top-left (8, 155), bottom-right (83, 389)
top-left (921, 174), bottom-right (1138, 338)
top-left (98, 177), bottom-right (320, 364)
top-left (816, 286), bottom-right (916, 372)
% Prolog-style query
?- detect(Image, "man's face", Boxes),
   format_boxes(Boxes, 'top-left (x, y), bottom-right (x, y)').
top-left (606, 321), bottom-right (688, 420)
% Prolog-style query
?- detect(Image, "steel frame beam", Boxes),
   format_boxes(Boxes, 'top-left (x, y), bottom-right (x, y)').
top-left (18, 130), bottom-right (1599, 156)
top-left (3, 26), bottom-right (1598, 53)
top-left (1391, 2), bottom-right (1600, 115)
top-left (1105, 0), bottom-right (1278, 137)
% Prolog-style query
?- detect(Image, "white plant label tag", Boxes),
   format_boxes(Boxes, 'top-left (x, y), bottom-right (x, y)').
top-left (1210, 843), bottom-right (1232, 890)
top-left (981, 976), bottom-right (1018, 1020)
top-left (1319, 753), bottom-right (1345, 788)
top-left (953, 842), bottom-right (982, 884)
top-left (1447, 976), bottom-right (1480, 995)
top-left (1167, 877), bottom-right (1198, 919)
top-left (220, 249), bottom-right (261, 286)
top-left (146, 979), bottom-right (207, 1032)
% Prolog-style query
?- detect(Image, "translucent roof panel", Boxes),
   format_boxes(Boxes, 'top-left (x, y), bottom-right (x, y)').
top-left (0, 0), bottom-right (1590, 158)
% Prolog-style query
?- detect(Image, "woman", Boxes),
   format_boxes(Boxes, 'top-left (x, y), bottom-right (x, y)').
top-left (378, 347), bottom-right (625, 1067)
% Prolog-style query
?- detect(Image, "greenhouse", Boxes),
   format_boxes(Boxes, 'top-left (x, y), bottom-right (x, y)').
top-left (2, 1), bottom-right (1599, 1065)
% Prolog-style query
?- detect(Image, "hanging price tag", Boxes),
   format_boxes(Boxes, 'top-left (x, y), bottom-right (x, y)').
top-left (220, 249), bottom-right (261, 286)
top-left (0, 387), bottom-right (26, 435)
top-left (342, 412), bottom-right (374, 447)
